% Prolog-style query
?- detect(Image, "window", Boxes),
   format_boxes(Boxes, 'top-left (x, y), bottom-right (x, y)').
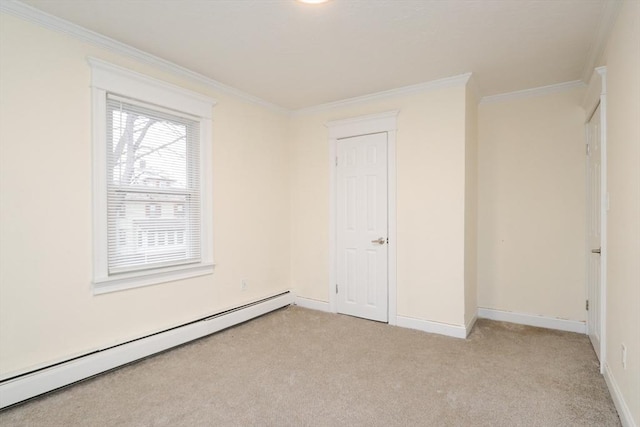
top-left (108, 97), bottom-right (198, 273)
top-left (145, 204), bottom-right (162, 218)
top-left (90, 58), bottom-right (215, 294)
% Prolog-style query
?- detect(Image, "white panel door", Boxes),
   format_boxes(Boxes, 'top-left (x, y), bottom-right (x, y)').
top-left (336, 132), bottom-right (388, 322)
top-left (586, 104), bottom-right (602, 360)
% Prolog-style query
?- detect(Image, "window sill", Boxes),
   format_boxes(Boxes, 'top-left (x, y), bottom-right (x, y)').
top-left (93, 262), bottom-right (215, 295)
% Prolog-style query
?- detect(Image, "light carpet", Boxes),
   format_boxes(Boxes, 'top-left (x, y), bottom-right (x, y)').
top-left (0, 306), bottom-right (620, 426)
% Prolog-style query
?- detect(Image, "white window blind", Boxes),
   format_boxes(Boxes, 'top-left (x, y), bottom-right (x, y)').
top-left (106, 94), bottom-right (201, 274)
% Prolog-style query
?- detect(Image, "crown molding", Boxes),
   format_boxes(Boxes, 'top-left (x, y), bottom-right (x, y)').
top-left (292, 73), bottom-right (472, 116)
top-left (479, 80), bottom-right (586, 105)
top-left (0, 0), bottom-right (289, 115)
top-left (580, 0), bottom-right (623, 83)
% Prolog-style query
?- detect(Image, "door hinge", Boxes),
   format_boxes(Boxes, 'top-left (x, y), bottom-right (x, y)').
top-left (336, 284), bottom-right (338, 294)
top-left (586, 299), bottom-right (589, 311)
top-left (586, 143), bottom-right (590, 156)
top-left (335, 156), bottom-right (338, 166)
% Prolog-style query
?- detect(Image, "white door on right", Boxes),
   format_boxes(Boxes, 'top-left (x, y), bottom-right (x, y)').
top-left (586, 104), bottom-right (602, 361)
top-left (336, 132), bottom-right (388, 323)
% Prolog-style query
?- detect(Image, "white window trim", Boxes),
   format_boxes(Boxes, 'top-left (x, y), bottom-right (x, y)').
top-left (89, 57), bottom-right (216, 294)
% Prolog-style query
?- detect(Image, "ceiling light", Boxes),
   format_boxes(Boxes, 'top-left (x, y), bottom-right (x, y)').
top-left (297, 0), bottom-right (331, 4)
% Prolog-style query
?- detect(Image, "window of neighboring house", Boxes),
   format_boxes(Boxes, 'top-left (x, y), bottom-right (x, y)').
top-left (90, 58), bottom-right (215, 294)
top-left (145, 203), bottom-right (162, 218)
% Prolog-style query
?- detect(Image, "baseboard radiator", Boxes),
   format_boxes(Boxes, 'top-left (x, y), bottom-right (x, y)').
top-left (0, 291), bottom-right (293, 409)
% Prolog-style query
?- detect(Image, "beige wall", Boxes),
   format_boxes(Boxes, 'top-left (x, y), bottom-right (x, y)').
top-left (0, 14), bottom-right (291, 376)
top-left (602, 0), bottom-right (640, 422)
top-left (464, 84), bottom-right (479, 326)
top-left (290, 84), bottom-right (470, 327)
top-left (477, 87), bottom-right (587, 322)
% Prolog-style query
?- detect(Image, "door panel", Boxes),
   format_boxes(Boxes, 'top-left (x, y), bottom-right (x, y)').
top-left (586, 104), bottom-right (602, 360)
top-left (337, 132), bottom-right (388, 322)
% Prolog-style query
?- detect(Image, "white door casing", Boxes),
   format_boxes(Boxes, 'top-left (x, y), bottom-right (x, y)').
top-left (327, 110), bottom-right (398, 325)
top-left (336, 133), bottom-right (388, 322)
top-left (586, 103), bottom-right (602, 361)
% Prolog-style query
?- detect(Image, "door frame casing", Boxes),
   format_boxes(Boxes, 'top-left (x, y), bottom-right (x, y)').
top-left (327, 110), bottom-right (399, 325)
top-left (583, 66), bottom-right (607, 373)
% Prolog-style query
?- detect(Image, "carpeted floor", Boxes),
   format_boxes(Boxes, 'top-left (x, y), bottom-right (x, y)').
top-left (0, 306), bottom-right (620, 426)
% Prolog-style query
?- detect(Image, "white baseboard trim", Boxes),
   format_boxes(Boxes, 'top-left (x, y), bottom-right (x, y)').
top-left (0, 291), bottom-right (294, 409)
top-left (396, 315), bottom-right (467, 339)
top-left (604, 362), bottom-right (637, 427)
top-left (293, 296), bottom-right (331, 312)
top-left (465, 315), bottom-right (478, 338)
top-left (477, 307), bottom-right (586, 334)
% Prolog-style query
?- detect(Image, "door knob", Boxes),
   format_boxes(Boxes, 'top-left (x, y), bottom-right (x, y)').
top-left (371, 237), bottom-right (386, 245)
top-left (591, 248), bottom-right (601, 254)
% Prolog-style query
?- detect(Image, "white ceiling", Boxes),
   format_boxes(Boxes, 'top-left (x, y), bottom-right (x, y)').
top-left (20, 0), bottom-right (612, 110)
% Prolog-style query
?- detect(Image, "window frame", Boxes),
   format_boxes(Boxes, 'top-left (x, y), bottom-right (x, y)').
top-left (89, 58), bottom-right (216, 295)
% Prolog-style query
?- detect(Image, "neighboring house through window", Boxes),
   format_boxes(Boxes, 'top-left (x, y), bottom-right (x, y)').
top-left (90, 58), bottom-right (215, 294)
